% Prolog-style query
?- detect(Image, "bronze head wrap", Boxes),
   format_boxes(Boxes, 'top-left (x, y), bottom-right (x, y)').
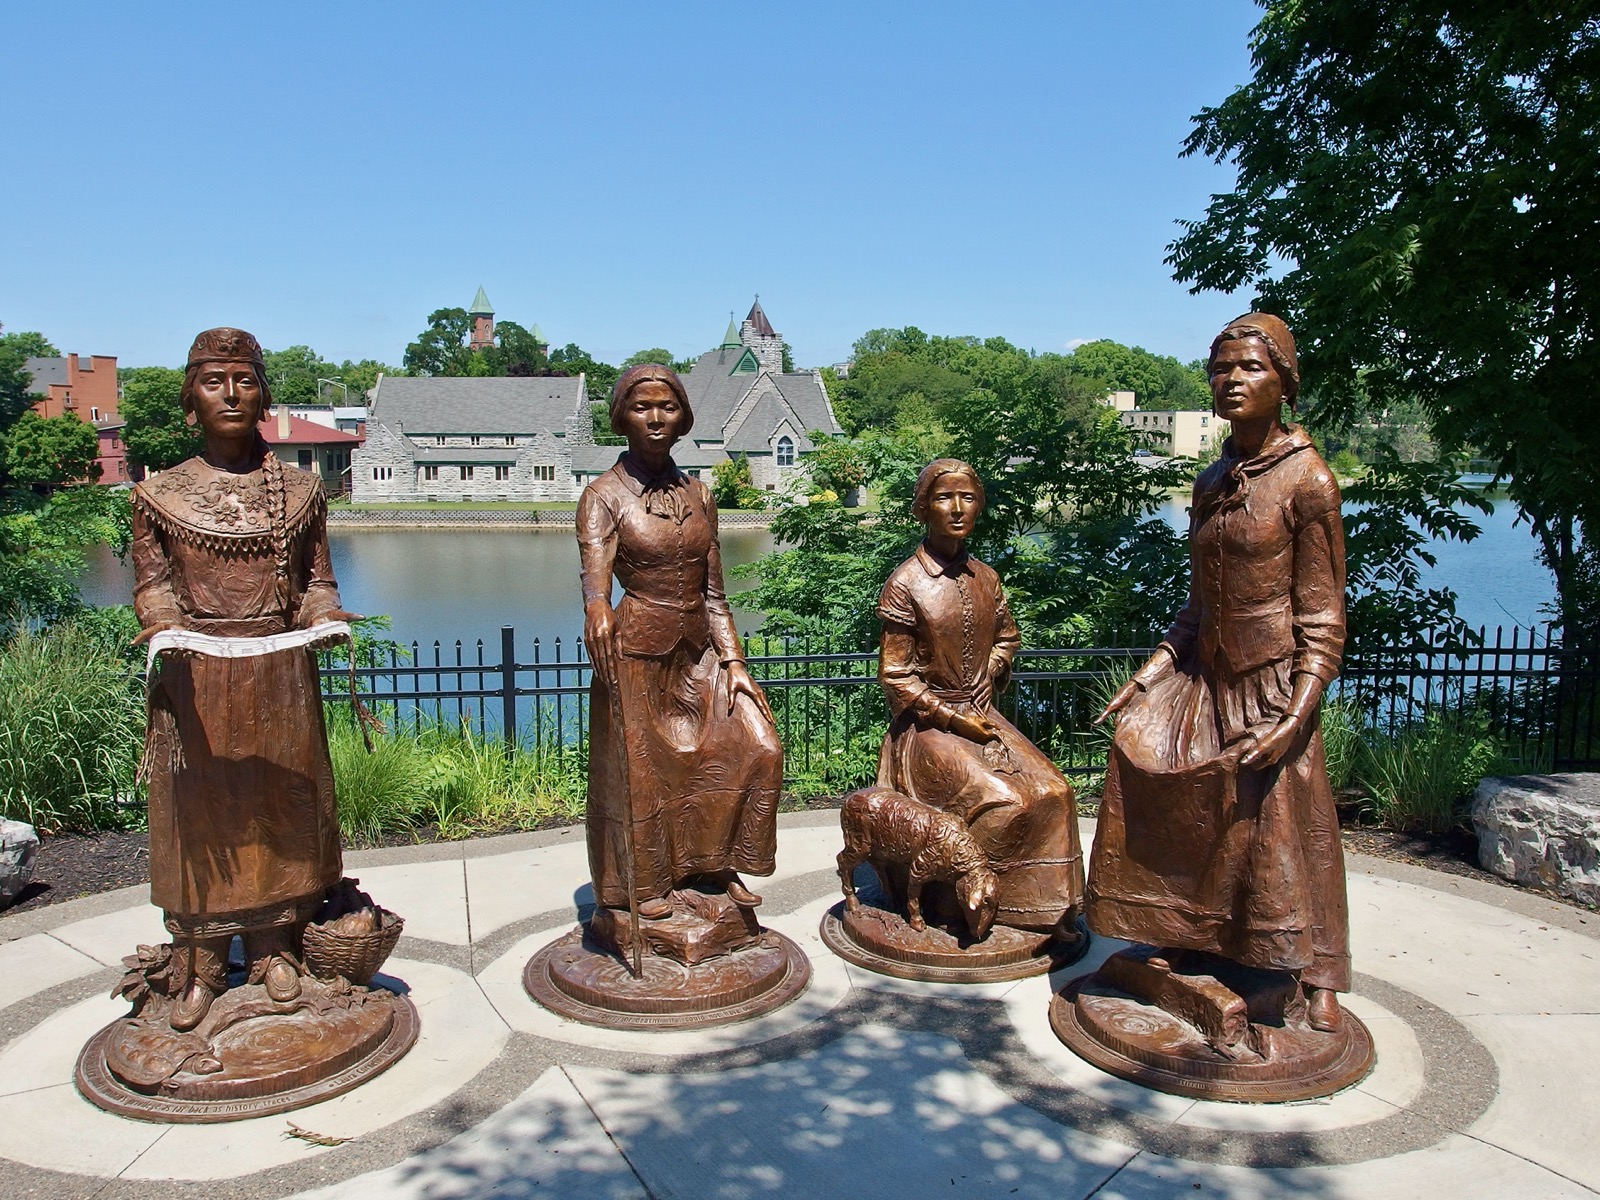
top-left (180, 327), bottom-right (273, 416)
top-left (1208, 313), bottom-right (1299, 407)
top-left (610, 363), bottom-right (693, 438)
top-left (912, 458), bottom-right (986, 524)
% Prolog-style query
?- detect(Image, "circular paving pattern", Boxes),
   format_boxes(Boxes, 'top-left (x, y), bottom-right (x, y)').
top-left (0, 815), bottom-right (1591, 1198)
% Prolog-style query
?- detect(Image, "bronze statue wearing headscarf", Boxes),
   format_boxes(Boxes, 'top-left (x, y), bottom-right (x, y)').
top-left (578, 364), bottom-right (781, 921)
top-left (1088, 313), bottom-right (1351, 1033)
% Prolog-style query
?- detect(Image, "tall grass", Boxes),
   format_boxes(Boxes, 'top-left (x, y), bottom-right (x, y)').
top-left (326, 713), bottom-right (586, 842)
top-left (0, 619), bottom-right (145, 832)
top-left (1319, 697), bottom-right (1364, 791)
top-left (1354, 710), bottom-right (1506, 834)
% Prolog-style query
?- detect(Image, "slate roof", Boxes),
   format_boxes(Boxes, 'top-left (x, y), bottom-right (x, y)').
top-left (570, 444), bottom-right (724, 475)
top-left (725, 393), bottom-right (807, 453)
top-left (23, 357), bottom-right (67, 391)
top-left (745, 298), bottom-right (776, 338)
top-left (679, 349), bottom-right (839, 453)
top-left (369, 375), bottom-right (585, 436)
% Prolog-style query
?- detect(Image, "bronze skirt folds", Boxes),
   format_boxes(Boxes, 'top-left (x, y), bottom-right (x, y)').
top-left (145, 641), bottom-right (342, 924)
top-left (1087, 659), bottom-right (1351, 992)
top-left (586, 637), bottom-right (781, 910)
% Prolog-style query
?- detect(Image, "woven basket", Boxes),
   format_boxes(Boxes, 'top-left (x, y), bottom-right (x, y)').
top-left (303, 911), bottom-right (403, 987)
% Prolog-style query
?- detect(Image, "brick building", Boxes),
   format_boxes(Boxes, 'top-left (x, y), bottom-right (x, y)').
top-left (24, 352), bottom-right (129, 483)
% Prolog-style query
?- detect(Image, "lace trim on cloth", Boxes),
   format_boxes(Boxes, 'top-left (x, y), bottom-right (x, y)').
top-left (132, 460), bottom-right (323, 554)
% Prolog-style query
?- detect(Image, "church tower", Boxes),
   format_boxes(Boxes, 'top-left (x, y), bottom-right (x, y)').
top-left (468, 285), bottom-right (495, 350)
top-left (739, 296), bottom-right (784, 374)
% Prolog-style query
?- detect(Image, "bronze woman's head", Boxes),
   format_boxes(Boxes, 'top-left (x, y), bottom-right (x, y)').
top-left (1207, 313), bottom-right (1299, 409)
top-left (179, 327), bottom-right (273, 424)
top-left (610, 363), bottom-right (693, 439)
top-left (912, 458), bottom-right (986, 525)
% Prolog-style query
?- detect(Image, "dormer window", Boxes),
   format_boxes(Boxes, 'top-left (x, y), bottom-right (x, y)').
top-left (776, 435), bottom-right (795, 467)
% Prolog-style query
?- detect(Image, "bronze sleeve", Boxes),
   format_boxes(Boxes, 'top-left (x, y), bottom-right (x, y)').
top-left (130, 502), bottom-right (186, 632)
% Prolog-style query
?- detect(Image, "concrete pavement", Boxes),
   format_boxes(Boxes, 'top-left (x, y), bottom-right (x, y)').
top-left (0, 811), bottom-right (1594, 1199)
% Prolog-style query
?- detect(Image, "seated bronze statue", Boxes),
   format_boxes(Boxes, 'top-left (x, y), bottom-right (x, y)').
top-left (824, 459), bottom-right (1087, 982)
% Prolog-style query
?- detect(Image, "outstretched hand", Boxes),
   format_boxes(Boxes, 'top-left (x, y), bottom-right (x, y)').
top-left (1094, 678), bottom-right (1142, 726)
top-left (1095, 648), bottom-right (1175, 725)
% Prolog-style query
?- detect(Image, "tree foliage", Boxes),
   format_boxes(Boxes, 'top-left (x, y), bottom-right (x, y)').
top-left (4, 411), bottom-right (99, 487)
top-left (0, 326), bottom-right (129, 628)
top-left (0, 330), bottom-right (59, 361)
top-left (712, 454), bottom-right (765, 511)
top-left (119, 366), bottom-right (197, 471)
top-left (403, 308), bottom-right (479, 377)
top-left (1168, 0), bottom-right (1600, 635)
top-left (1067, 340), bottom-right (1210, 410)
top-left (739, 328), bottom-right (1192, 646)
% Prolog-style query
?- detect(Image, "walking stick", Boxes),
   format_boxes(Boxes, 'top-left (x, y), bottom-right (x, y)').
top-left (603, 660), bottom-right (645, 979)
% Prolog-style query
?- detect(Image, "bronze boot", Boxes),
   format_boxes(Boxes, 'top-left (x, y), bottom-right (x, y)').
top-left (169, 937), bottom-right (228, 1032)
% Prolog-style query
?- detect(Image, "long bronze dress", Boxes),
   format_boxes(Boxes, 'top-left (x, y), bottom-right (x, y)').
top-left (876, 542), bottom-right (1084, 932)
top-left (131, 454), bottom-right (344, 935)
top-left (1086, 427), bottom-right (1351, 991)
top-left (578, 453), bottom-right (781, 909)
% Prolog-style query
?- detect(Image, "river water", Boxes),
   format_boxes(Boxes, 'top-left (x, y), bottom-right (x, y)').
top-left (78, 495), bottom-right (1556, 648)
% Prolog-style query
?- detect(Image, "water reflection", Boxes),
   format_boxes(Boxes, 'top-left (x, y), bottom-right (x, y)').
top-left (77, 499), bottom-right (1555, 645)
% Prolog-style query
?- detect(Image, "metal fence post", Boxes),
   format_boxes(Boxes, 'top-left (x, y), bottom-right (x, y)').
top-left (501, 625), bottom-right (517, 755)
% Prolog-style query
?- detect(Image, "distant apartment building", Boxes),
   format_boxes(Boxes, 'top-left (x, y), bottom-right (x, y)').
top-left (24, 352), bottom-right (130, 483)
top-left (1120, 408), bottom-right (1227, 459)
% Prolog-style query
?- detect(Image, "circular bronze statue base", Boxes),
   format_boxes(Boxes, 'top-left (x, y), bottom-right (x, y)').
top-left (1050, 969), bottom-right (1375, 1103)
top-left (820, 898), bottom-right (1090, 984)
top-left (75, 984), bottom-right (419, 1124)
top-left (523, 926), bottom-right (812, 1030)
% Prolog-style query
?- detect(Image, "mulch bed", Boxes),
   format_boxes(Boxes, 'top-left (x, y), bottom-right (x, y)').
top-left (4, 799), bottom-right (1589, 920)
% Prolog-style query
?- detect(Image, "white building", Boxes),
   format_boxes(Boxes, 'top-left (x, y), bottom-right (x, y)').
top-left (1120, 408), bottom-right (1227, 459)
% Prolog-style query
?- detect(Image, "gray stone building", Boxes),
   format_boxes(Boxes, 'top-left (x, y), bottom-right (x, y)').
top-left (352, 298), bottom-right (841, 502)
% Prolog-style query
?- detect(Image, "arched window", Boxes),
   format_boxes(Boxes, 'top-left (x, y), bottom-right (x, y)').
top-left (776, 435), bottom-right (795, 467)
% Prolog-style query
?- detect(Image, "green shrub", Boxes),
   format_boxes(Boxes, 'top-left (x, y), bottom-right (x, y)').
top-left (327, 714), bottom-right (586, 843)
top-left (0, 619), bottom-right (145, 831)
top-left (1353, 710), bottom-right (1504, 834)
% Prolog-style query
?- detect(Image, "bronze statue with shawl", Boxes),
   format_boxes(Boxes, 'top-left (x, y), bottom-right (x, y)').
top-left (75, 329), bottom-right (415, 1122)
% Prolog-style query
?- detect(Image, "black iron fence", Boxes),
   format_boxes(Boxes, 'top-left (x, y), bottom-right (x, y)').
top-left (320, 623), bottom-right (1599, 786)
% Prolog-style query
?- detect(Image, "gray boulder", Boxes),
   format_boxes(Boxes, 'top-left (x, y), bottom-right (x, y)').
top-left (1473, 774), bottom-right (1600, 906)
top-left (0, 818), bottom-right (40, 908)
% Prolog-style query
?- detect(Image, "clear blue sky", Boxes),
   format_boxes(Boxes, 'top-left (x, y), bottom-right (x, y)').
top-left (3, 2), bottom-right (1264, 371)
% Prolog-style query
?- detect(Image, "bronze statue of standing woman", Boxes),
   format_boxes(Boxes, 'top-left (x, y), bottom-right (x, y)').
top-left (524, 364), bottom-right (808, 1028)
top-left (77, 329), bottom-right (415, 1123)
top-left (1054, 314), bottom-right (1373, 1101)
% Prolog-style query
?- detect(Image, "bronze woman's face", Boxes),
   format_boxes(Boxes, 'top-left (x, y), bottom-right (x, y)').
top-left (617, 379), bottom-right (685, 451)
top-left (188, 360), bottom-right (266, 435)
top-left (923, 471), bottom-right (982, 542)
top-left (1209, 337), bottom-right (1284, 424)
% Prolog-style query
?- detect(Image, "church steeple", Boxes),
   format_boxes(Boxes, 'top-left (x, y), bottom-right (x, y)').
top-left (720, 312), bottom-right (742, 349)
top-left (739, 294), bottom-right (783, 374)
top-left (468, 286), bottom-right (495, 350)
